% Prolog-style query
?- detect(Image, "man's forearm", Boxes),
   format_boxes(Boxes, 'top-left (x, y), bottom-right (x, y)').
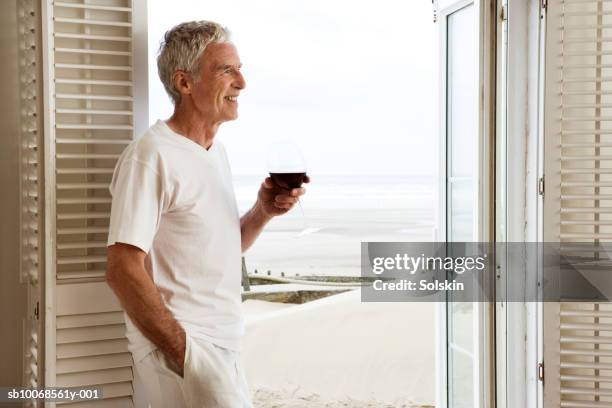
top-left (240, 202), bottom-right (272, 252)
top-left (107, 248), bottom-right (184, 366)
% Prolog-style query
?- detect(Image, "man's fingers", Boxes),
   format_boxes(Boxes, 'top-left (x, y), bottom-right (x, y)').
top-left (273, 202), bottom-right (291, 211)
top-left (275, 195), bottom-right (298, 205)
top-left (290, 187), bottom-right (306, 197)
top-left (262, 177), bottom-right (274, 189)
top-left (258, 175), bottom-right (307, 215)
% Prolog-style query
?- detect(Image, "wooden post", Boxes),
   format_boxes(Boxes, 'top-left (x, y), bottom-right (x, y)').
top-left (241, 257), bottom-right (250, 292)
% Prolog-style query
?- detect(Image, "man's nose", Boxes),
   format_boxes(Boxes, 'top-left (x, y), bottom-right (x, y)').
top-left (233, 71), bottom-right (246, 90)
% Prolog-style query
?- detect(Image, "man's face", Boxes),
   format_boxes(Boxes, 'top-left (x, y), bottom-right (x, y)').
top-left (190, 42), bottom-right (245, 124)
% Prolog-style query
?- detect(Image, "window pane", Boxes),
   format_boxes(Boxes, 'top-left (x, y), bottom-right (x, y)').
top-left (445, 4), bottom-right (477, 408)
top-left (448, 4), bottom-right (477, 180)
top-left (449, 346), bottom-right (475, 408)
top-left (449, 301), bottom-right (474, 354)
top-left (449, 180), bottom-right (474, 241)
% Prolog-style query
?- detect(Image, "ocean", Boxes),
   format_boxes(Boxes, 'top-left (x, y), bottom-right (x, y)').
top-left (233, 175), bottom-right (436, 277)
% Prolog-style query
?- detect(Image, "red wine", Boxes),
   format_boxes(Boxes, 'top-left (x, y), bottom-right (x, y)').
top-left (269, 172), bottom-right (307, 189)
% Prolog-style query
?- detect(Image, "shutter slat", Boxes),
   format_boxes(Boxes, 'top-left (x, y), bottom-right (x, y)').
top-left (57, 312), bottom-right (124, 329)
top-left (55, 48), bottom-right (131, 56)
top-left (57, 198), bottom-right (111, 205)
top-left (57, 212), bottom-right (111, 220)
top-left (57, 153), bottom-right (122, 159)
top-left (57, 324), bottom-right (125, 344)
top-left (561, 233), bottom-right (612, 238)
top-left (58, 227), bottom-right (109, 235)
top-left (53, 2), bottom-right (133, 13)
top-left (56, 353), bottom-right (132, 374)
top-left (562, 220), bottom-right (612, 225)
top-left (54, 33), bottom-right (132, 42)
top-left (57, 339), bottom-right (128, 359)
top-left (57, 256), bottom-right (107, 265)
top-left (561, 402), bottom-right (612, 408)
top-left (561, 387), bottom-right (612, 396)
top-left (53, 17), bottom-right (131, 28)
top-left (562, 310), bottom-right (612, 318)
top-left (57, 367), bottom-right (132, 387)
top-left (57, 242), bottom-right (108, 250)
top-left (56, 108), bottom-right (133, 114)
top-left (57, 270), bottom-right (107, 280)
top-left (562, 374), bottom-right (612, 382)
top-left (56, 93), bottom-right (133, 101)
top-left (56, 124), bottom-right (133, 130)
top-left (561, 361), bottom-right (612, 370)
top-left (561, 322), bottom-right (612, 331)
top-left (561, 349), bottom-right (612, 357)
top-left (55, 78), bottom-right (132, 86)
top-left (58, 183), bottom-right (113, 190)
top-left (57, 168), bottom-right (115, 174)
top-left (55, 64), bottom-right (132, 72)
top-left (562, 335), bottom-right (612, 344)
top-left (56, 138), bottom-right (131, 144)
top-left (59, 396), bottom-right (133, 408)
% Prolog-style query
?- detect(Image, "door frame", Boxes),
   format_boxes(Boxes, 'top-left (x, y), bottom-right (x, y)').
top-left (494, 0), bottom-right (547, 407)
top-left (435, 0), bottom-right (496, 406)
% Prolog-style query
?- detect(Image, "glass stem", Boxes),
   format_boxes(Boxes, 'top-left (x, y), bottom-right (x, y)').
top-left (297, 198), bottom-right (308, 231)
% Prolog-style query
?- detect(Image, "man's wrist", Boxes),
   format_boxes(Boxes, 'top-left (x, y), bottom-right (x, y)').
top-left (252, 201), bottom-right (273, 223)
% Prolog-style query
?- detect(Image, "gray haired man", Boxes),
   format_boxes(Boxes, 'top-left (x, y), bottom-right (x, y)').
top-left (106, 21), bottom-right (307, 407)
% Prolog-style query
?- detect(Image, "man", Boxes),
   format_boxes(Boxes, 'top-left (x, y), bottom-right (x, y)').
top-left (106, 21), bottom-right (307, 407)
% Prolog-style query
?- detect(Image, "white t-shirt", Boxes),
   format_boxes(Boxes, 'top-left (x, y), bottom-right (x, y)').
top-left (107, 120), bottom-right (243, 362)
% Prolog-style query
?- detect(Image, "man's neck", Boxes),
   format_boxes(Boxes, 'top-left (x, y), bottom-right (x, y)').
top-left (166, 107), bottom-right (220, 150)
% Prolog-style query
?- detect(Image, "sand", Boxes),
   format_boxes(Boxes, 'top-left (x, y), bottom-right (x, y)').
top-left (240, 291), bottom-right (436, 407)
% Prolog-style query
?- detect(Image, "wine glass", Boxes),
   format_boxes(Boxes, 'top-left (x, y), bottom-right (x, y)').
top-left (266, 140), bottom-right (317, 236)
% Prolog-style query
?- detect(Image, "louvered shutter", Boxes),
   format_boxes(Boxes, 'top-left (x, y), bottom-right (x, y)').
top-left (54, 283), bottom-right (134, 407)
top-left (19, 2), bottom-right (44, 405)
top-left (38, 0), bottom-right (147, 406)
top-left (543, 0), bottom-right (612, 406)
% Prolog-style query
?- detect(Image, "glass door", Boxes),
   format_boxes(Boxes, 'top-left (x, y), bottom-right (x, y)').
top-left (446, 4), bottom-right (478, 408)
top-left (438, 0), bottom-right (489, 407)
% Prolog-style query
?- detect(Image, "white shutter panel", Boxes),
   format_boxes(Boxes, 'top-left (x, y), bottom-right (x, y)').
top-left (544, 0), bottom-right (612, 407)
top-left (39, 0), bottom-right (147, 406)
top-left (55, 282), bottom-right (134, 406)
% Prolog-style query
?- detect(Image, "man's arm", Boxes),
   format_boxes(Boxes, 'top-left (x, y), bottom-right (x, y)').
top-left (240, 202), bottom-right (272, 253)
top-left (106, 243), bottom-right (185, 375)
top-left (240, 176), bottom-right (308, 252)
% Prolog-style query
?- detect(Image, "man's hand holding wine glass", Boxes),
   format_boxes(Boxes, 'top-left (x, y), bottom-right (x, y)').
top-left (257, 175), bottom-right (310, 218)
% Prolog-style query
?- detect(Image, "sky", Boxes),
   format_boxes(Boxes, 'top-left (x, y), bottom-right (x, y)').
top-left (147, 0), bottom-right (437, 177)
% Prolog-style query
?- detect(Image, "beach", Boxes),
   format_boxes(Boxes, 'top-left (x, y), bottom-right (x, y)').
top-left (235, 176), bottom-right (437, 407)
top-left (234, 175), bottom-right (436, 278)
top-left (241, 292), bottom-right (436, 408)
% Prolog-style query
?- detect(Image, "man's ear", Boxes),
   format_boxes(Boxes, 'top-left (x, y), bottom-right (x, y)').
top-left (172, 70), bottom-right (192, 99)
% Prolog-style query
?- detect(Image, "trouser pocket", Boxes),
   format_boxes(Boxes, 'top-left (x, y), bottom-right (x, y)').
top-left (182, 338), bottom-right (242, 408)
top-left (139, 348), bottom-right (187, 408)
top-left (153, 343), bottom-right (185, 383)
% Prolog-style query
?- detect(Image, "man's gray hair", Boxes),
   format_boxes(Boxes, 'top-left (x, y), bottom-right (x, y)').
top-left (157, 21), bottom-right (231, 104)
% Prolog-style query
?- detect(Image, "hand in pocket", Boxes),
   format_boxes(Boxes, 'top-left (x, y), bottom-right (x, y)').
top-left (166, 353), bottom-right (184, 378)
top-left (162, 331), bottom-right (187, 378)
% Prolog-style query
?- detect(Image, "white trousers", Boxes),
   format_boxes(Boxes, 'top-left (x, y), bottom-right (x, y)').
top-left (134, 334), bottom-right (253, 408)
